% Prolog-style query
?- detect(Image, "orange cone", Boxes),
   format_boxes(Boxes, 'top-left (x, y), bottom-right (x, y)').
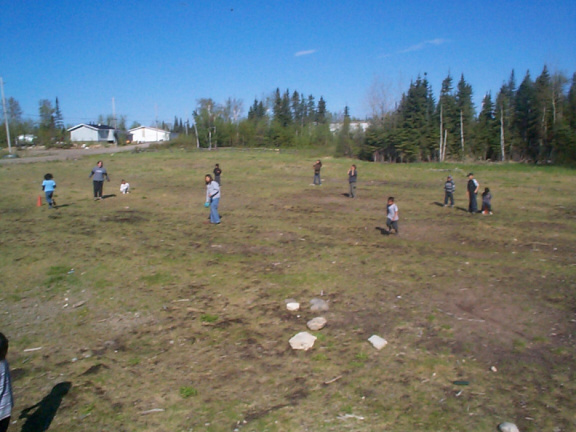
top-left (37, 195), bottom-right (42, 207)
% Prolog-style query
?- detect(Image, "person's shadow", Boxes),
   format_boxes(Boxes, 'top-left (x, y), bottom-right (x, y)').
top-left (19, 382), bottom-right (72, 432)
top-left (375, 226), bottom-right (391, 235)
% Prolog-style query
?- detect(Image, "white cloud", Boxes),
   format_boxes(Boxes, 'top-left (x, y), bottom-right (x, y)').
top-left (399, 38), bottom-right (448, 54)
top-left (294, 49), bottom-right (317, 57)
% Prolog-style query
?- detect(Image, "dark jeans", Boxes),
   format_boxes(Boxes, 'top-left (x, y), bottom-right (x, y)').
top-left (0, 416), bottom-right (10, 432)
top-left (93, 180), bottom-right (104, 198)
top-left (313, 173), bottom-right (321, 185)
top-left (444, 191), bottom-right (454, 206)
top-left (468, 194), bottom-right (478, 213)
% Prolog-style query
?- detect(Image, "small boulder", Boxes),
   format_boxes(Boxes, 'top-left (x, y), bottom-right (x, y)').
top-left (368, 335), bottom-right (388, 350)
top-left (289, 332), bottom-right (317, 350)
top-left (307, 317), bottom-right (327, 331)
top-left (498, 423), bottom-right (519, 432)
top-left (285, 298), bottom-right (300, 311)
top-left (310, 298), bottom-right (329, 312)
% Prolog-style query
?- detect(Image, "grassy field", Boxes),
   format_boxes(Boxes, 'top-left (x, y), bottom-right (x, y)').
top-left (1, 149), bottom-right (575, 431)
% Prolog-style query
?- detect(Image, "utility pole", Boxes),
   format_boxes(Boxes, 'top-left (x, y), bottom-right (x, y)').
top-left (112, 97), bottom-right (118, 146)
top-left (1, 77), bottom-right (12, 154)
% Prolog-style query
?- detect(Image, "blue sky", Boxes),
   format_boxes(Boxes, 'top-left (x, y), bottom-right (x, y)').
top-left (1, 0), bottom-right (575, 127)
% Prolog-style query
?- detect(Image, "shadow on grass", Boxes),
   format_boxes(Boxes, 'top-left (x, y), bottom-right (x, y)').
top-left (375, 226), bottom-right (391, 236)
top-left (19, 381), bottom-right (72, 432)
top-left (102, 194), bottom-right (116, 200)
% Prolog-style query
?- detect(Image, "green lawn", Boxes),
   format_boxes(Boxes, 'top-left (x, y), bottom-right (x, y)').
top-left (1, 149), bottom-right (575, 431)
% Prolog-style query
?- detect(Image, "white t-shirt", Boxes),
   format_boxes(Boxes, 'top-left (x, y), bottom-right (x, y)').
top-left (387, 203), bottom-right (399, 221)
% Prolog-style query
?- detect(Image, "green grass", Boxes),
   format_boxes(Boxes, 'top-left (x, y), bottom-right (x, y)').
top-left (1, 149), bottom-right (575, 431)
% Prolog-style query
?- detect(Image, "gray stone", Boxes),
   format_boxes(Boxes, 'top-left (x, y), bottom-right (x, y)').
top-left (307, 317), bottom-right (327, 331)
top-left (289, 332), bottom-right (317, 350)
top-left (310, 298), bottom-right (329, 312)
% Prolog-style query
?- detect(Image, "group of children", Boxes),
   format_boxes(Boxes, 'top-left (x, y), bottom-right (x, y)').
top-left (444, 174), bottom-right (493, 214)
top-left (39, 172), bottom-right (131, 208)
top-left (386, 174), bottom-right (494, 235)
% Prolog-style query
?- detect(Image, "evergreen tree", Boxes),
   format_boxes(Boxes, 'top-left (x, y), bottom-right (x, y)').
top-left (335, 106), bottom-right (353, 157)
top-left (316, 97), bottom-right (327, 124)
top-left (476, 93), bottom-right (498, 159)
top-left (515, 71), bottom-right (539, 160)
top-left (54, 97), bottom-right (64, 130)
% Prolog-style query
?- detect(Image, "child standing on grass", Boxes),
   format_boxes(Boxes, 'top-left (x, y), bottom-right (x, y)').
top-left (0, 333), bottom-right (14, 432)
top-left (444, 175), bottom-right (455, 207)
top-left (482, 187), bottom-right (493, 215)
top-left (386, 196), bottom-right (399, 234)
top-left (42, 173), bottom-right (57, 209)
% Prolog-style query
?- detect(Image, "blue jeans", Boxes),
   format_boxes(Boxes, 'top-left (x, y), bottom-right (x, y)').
top-left (313, 173), bottom-right (321, 185)
top-left (45, 191), bottom-right (54, 207)
top-left (444, 192), bottom-right (454, 206)
top-left (210, 198), bottom-right (220, 224)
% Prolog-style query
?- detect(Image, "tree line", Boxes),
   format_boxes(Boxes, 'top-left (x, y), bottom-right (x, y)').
top-left (2, 65), bottom-right (575, 163)
top-left (365, 67), bottom-right (576, 163)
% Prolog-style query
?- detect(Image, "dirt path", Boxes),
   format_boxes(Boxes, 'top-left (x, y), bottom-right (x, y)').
top-left (0, 142), bottom-right (153, 165)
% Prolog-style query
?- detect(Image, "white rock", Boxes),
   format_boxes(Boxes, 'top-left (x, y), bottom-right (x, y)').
top-left (368, 335), bottom-right (388, 350)
top-left (498, 422), bottom-right (520, 432)
top-left (286, 302), bottom-right (300, 311)
top-left (307, 317), bottom-right (327, 331)
top-left (289, 332), bottom-right (317, 350)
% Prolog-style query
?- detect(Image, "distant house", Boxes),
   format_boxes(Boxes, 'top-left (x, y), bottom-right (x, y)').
top-left (329, 121), bottom-right (370, 133)
top-left (16, 134), bottom-right (36, 145)
top-left (68, 124), bottom-right (117, 143)
top-left (129, 126), bottom-right (171, 143)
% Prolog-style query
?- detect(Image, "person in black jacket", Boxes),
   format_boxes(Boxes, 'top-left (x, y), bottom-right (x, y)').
top-left (467, 173), bottom-right (479, 214)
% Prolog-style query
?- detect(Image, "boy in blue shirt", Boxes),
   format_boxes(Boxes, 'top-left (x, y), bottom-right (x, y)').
top-left (42, 173), bottom-right (57, 208)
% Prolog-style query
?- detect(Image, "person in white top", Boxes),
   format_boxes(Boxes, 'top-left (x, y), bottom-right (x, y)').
top-left (205, 174), bottom-right (221, 224)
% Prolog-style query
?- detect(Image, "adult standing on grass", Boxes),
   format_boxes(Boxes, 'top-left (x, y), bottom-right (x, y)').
top-left (0, 333), bottom-right (14, 432)
top-left (213, 163), bottom-right (222, 185)
top-left (313, 160), bottom-right (322, 185)
top-left (89, 160), bottom-right (110, 200)
top-left (347, 164), bottom-right (357, 198)
top-left (467, 172), bottom-right (479, 214)
top-left (205, 174), bottom-right (221, 224)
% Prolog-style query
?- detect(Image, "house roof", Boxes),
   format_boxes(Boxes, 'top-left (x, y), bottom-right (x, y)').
top-left (129, 126), bottom-right (169, 133)
top-left (67, 123), bottom-right (115, 132)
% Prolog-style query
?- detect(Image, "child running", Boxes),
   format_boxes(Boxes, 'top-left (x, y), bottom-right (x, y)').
top-left (42, 173), bottom-right (57, 209)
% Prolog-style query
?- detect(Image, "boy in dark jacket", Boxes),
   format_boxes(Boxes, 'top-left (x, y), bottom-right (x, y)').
top-left (444, 175), bottom-right (455, 207)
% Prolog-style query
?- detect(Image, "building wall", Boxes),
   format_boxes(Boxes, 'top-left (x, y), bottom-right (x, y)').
top-left (131, 128), bottom-right (170, 143)
top-left (70, 127), bottom-right (100, 142)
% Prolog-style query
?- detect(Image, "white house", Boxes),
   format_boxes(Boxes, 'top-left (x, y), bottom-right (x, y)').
top-left (330, 121), bottom-right (370, 133)
top-left (68, 124), bottom-right (116, 143)
top-left (129, 126), bottom-right (170, 143)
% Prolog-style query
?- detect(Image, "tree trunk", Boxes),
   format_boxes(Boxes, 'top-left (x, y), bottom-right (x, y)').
top-left (439, 104), bottom-right (443, 161)
top-left (460, 110), bottom-right (464, 158)
top-left (500, 105), bottom-right (506, 161)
